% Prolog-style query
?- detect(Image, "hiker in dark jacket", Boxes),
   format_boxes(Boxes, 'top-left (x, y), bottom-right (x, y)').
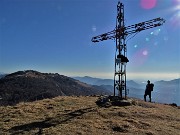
top-left (144, 80), bottom-right (154, 102)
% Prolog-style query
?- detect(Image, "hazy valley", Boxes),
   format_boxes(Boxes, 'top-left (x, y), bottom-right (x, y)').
top-left (74, 76), bottom-right (180, 106)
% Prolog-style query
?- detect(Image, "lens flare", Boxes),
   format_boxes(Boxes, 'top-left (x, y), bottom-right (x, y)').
top-left (143, 50), bottom-right (148, 56)
top-left (92, 25), bottom-right (97, 32)
top-left (154, 41), bottom-right (158, 46)
top-left (163, 36), bottom-right (169, 41)
top-left (131, 48), bottom-right (148, 67)
top-left (140, 0), bottom-right (157, 9)
top-left (151, 29), bottom-right (161, 36)
top-left (145, 37), bottom-right (150, 42)
top-left (134, 44), bottom-right (138, 48)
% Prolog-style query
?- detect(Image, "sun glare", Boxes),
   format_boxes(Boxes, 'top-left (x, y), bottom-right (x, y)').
top-left (173, 0), bottom-right (180, 11)
top-left (174, 5), bottom-right (180, 10)
top-left (171, 12), bottom-right (180, 27)
top-left (164, 0), bottom-right (180, 28)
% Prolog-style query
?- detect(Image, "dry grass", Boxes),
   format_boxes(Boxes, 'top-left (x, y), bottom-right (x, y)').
top-left (0, 96), bottom-right (180, 135)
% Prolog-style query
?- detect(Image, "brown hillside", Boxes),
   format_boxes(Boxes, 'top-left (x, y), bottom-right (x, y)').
top-left (0, 96), bottom-right (180, 135)
top-left (0, 70), bottom-right (111, 106)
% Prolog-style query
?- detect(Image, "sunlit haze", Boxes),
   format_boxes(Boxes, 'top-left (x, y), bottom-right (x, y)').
top-left (0, 0), bottom-right (180, 82)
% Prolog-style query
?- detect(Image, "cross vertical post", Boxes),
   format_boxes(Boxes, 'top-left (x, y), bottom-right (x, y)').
top-left (114, 2), bottom-right (128, 99)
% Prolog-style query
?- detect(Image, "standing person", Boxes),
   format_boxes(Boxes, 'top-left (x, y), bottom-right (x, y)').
top-left (144, 80), bottom-right (154, 102)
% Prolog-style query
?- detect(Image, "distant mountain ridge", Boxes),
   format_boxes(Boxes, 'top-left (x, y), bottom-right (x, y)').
top-left (73, 76), bottom-right (142, 88)
top-left (0, 73), bottom-right (6, 79)
top-left (73, 76), bottom-right (105, 85)
top-left (73, 76), bottom-right (180, 89)
top-left (155, 79), bottom-right (180, 86)
top-left (73, 76), bottom-right (180, 105)
top-left (0, 72), bottom-right (179, 106)
top-left (0, 70), bottom-right (111, 106)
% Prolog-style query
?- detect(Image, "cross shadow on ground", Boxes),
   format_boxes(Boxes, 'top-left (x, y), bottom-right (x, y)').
top-left (9, 107), bottom-right (95, 135)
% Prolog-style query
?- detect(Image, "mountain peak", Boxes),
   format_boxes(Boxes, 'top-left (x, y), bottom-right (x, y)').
top-left (0, 70), bottom-right (111, 106)
top-left (5, 70), bottom-right (61, 79)
top-left (6, 70), bottom-right (40, 77)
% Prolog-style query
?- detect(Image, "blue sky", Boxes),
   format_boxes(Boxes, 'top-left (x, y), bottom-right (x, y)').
top-left (0, 0), bottom-right (180, 81)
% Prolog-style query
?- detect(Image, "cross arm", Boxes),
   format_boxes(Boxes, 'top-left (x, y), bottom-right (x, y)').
top-left (124, 17), bottom-right (165, 35)
top-left (91, 17), bottom-right (165, 43)
top-left (91, 29), bottom-right (116, 42)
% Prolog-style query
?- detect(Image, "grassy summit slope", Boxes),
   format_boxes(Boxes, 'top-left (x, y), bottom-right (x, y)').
top-left (0, 96), bottom-right (180, 135)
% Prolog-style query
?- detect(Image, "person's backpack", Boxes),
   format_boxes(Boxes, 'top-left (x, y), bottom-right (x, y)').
top-left (150, 83), bottom-right (154, 91)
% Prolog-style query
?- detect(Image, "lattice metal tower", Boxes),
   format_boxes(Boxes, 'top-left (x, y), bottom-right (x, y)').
top-left (91, 1), bottom-right (165, 99)
top-left (114, 2), bottom-right (127, 98)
